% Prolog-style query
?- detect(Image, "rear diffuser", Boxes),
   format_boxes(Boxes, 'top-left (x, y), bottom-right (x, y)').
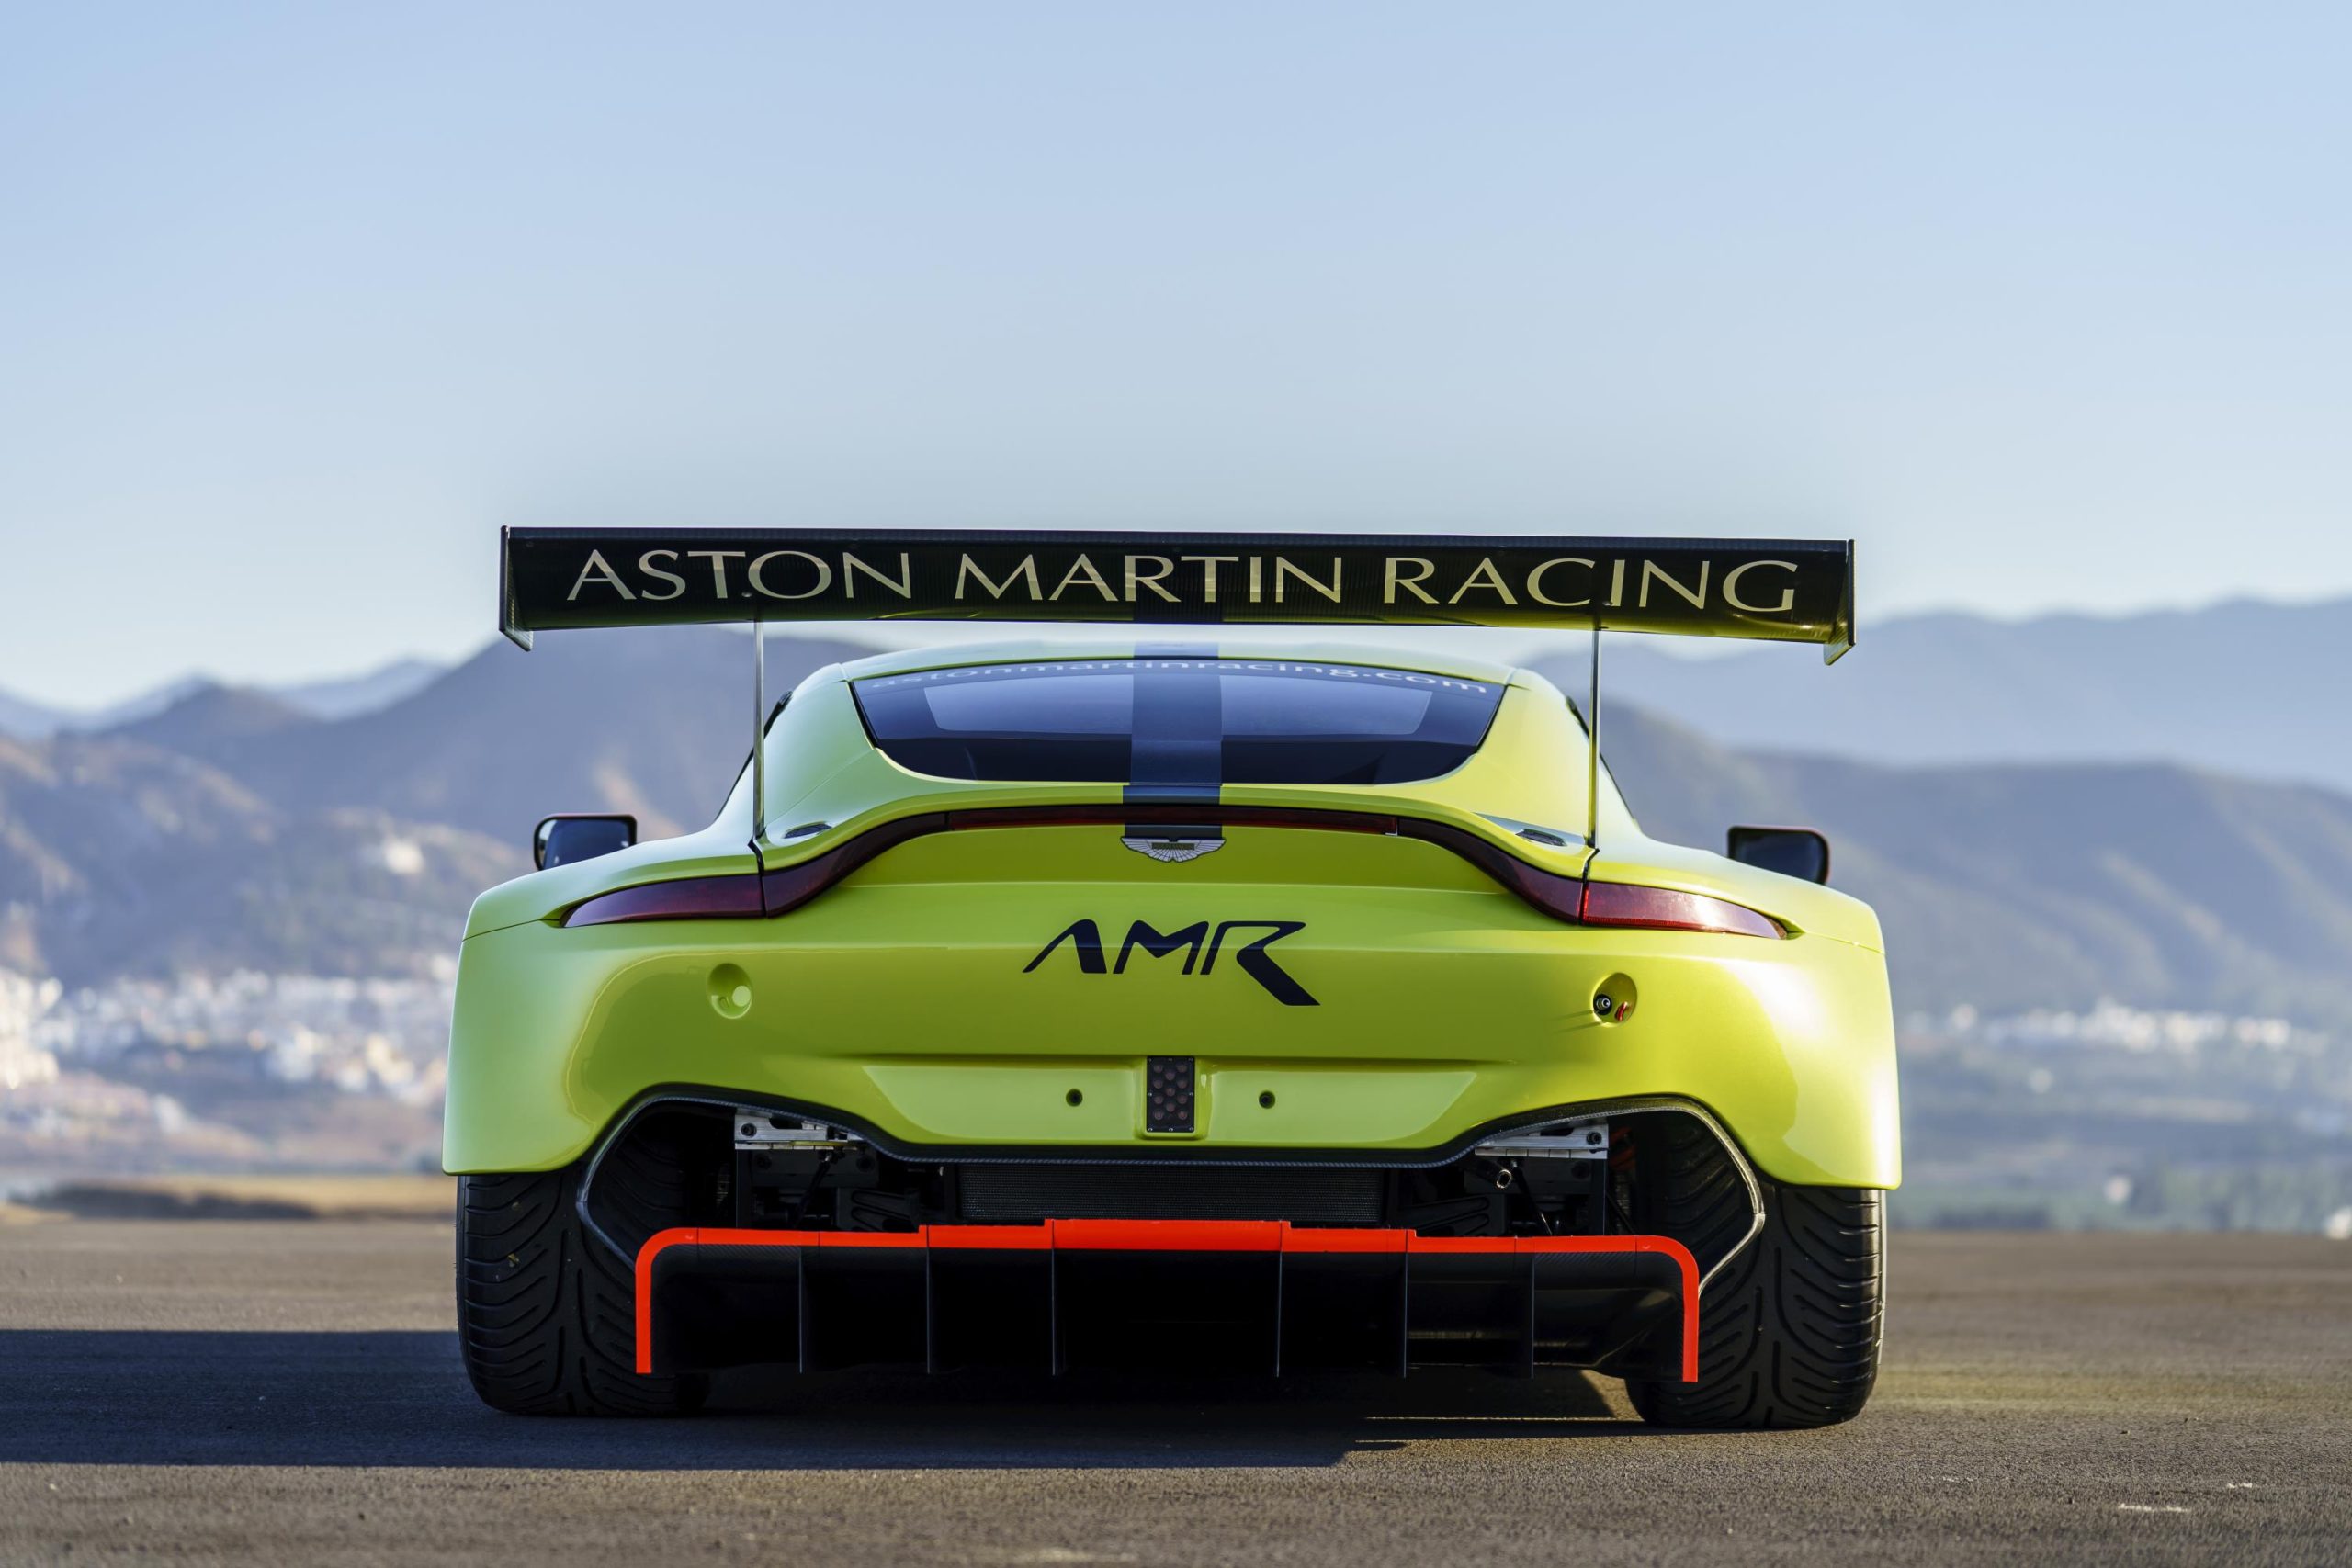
top-left (637, 1220), bottom-right (1698, 1382)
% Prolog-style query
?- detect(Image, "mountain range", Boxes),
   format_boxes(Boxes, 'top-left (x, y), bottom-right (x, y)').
top-left (0, 659), bottom-right (446, 740)
top-left (1534, 594), bottom-right (2352, 793)
top-left (4, 615), bottom-right (2351, 1029)
top-left (1604, 707), bottom-right (2352, 1027)
top-left (15, 595), bottom-right (2350, 786)
top-left (0, 630), bottom-right (864, 984)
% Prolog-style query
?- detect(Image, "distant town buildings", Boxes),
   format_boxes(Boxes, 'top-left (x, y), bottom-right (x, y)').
top-left (1912, 998), bottom-right (2309, 1055)
top-left (0, 966), bottom-right (452, 1172)
top-left (0, 971), bottom-right (64, 1091)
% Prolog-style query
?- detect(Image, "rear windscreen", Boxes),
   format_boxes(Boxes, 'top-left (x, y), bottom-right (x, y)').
top-left (851, 659), bottom-right (1506, 788)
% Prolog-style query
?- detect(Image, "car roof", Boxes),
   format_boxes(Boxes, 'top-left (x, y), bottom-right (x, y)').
top-left (835, 637), bottom-right (1525, 686)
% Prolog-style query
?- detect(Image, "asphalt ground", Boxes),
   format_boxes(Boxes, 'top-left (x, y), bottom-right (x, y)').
top-left (0, 1222), bottom-right (2346, 1566)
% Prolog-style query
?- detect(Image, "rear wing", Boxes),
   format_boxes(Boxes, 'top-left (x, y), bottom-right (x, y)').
top-left (497, 526), bottom-right (1855, 857)
top-left (501, 528), bottom-right (1854, 663)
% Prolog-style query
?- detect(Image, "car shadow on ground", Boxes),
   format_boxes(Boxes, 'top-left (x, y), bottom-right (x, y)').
top-left (2, 1329), bottom-right (1666, 1471)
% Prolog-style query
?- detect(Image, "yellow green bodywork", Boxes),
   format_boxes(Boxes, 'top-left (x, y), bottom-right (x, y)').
top-left (444, 640), bottom-right (1900, 1189)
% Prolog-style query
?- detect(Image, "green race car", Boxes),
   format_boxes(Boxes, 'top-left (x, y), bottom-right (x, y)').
top-left (447, 529), bottom-right (1894, 1427)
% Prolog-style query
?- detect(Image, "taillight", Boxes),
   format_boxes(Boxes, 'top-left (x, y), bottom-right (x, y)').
top-left (559, 805), bottom-right (1780, 938)
top-left (563, 874), bottom-right (762, 926)
top-left (1579, 879), bottom-right (1781, 939)
top-left (1389, 820), bottom-right (1587, 921)
top-left (564, 811), bottom-right (952, 926)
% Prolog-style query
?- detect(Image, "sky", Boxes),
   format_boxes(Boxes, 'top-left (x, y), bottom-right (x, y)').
top-left (3, 2), bottom-right (2347, 707)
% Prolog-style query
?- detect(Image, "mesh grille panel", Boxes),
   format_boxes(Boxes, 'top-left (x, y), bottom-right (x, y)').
top-left (1145, 1056), bottom-right (1195, 1134)
top-left (959, 1164), bottom-right (1383, 1224)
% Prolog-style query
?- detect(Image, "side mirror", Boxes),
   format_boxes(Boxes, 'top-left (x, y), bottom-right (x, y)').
top-left (1725, 825), bottom-right (1830, 885)
top-left (535, 814), bottom-right (638, 869)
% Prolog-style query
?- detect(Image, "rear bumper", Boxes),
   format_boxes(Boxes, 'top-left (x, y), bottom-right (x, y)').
top-left (446, 905), bottom-right (1900, 1188)
top-left (636, 1220), bottom-right (1699, 1382)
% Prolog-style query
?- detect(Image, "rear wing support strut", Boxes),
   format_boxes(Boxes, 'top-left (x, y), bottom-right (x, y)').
top-left (1586, 623), bottom-right (1602, 855)
top-left (751, 621), bottom-right (766, 852)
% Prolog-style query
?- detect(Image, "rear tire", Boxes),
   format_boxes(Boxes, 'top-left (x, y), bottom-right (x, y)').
top-left (1625, 1122), bottom-right (1884, 1430)
top-left (455, 1164), bottom-right (708, 1416)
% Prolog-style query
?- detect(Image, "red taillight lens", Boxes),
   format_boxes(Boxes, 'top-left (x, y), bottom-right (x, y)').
top-left (1578, 879), bottom-right (1781, 939)
top-left (761, 811), bottom-right (950, 916)
top-left (564, 812), bottom-right (952, 926)
top-left (557, 806), bottom-right (1778, 939)
top-left (1393, 823), bottom-right (1586, 921)
top-left (563, 874), bottom-right (762, 926)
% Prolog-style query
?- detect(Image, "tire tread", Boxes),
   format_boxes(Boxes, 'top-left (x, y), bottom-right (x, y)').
top-left (1627, 1121), bottom-right (1883, 1430)
top-left (455, 1154), bottom-right (707, 1417)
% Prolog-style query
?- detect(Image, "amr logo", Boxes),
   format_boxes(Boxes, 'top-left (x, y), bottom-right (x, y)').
top-left (1023, 919), bottom-right (1317, 1007)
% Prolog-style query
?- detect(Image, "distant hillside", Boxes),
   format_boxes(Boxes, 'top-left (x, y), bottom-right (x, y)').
top-left (0, 691), bottom-right (68, 742)
top-left (0, 677), bottom-right (207, 742)
top-left (196, 628), bottom-right (875, 842)
top-left (270, 657), bottom-right (446, 719)
top-left (106, 684), bottom-right (315, 761)
top-left (0, 628), bottom-right (866, 982)
top-left (1604, 705), bottom-right (2352, 1027)
top-left (1533, 594), bottom-right (2352, 794)
top-left (0, 732), bottom-right (514, 984)
top-left (0, 656), bottom-right (447, 741)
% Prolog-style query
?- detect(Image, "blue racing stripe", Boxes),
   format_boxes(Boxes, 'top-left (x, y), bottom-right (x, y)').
top-left (1125, 642), bottom-right (1221, 805)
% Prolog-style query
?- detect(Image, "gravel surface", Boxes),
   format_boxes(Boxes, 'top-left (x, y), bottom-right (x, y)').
top-left (1, 1222), bottom-right (2346, 1566)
